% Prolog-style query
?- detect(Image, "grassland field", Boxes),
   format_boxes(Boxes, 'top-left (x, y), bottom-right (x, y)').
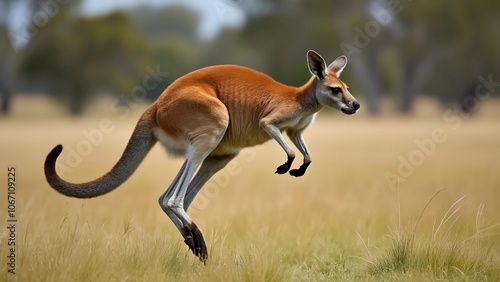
top-left (0, 97), bottom-right (499, 281)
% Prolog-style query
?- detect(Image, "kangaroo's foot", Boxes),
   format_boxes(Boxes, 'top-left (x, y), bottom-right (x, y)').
top-left (275, 156), bottom-right (294, 174)
top-left (289, 162), bottom-right (310, 177)
top-left (183, 223), bottom-right (208, 264)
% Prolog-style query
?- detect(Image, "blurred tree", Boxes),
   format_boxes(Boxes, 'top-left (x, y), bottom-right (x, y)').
top-left (212, 0), bottom-right (383, 114)
top-left (333, 0), bottom-right (384, 115)
top-left (129, 5), bottom-right (202, 100)
top-left (207, 0), bottom-right (346, 86)
top-left (131, 5), bottom-right (199, 41)
top-left (374, 0), bottom-right (500, 113)
top-left (10, 0), bottom-right (499, 116)
top-left (20, 10), bottom-right (149, 115)
top-left (0, 0), bottom-right (16, 115)
top-left (389, 0), bottom-right (459, 114)
top-left (219, 0), bottom-right (500, 115)
top-left (415, 0), bottom-right (500, 108)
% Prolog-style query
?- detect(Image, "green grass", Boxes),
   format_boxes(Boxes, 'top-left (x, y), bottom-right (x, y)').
top-left (1, 98), bottom-right (499, 281)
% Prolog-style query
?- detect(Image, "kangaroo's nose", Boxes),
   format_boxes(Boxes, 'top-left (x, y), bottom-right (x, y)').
top-left (352, 101), bottom-right (360, 110)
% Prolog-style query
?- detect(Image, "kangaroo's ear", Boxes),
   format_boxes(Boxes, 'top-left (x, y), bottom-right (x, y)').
top-left (307, 50), bottom-right (327, 80)
top-left (327, 55), bottom-right (348, 77)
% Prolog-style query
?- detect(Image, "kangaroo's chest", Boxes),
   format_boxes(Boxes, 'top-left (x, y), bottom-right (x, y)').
top-left (212, 113), bottom-right (315, 157)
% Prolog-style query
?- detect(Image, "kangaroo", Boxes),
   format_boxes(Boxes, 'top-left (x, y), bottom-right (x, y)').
top-left (44, 50), bottom-right (360, 263)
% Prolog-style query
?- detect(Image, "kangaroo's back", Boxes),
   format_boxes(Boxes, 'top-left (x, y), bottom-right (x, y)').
top-left (161, 65), bottom-right (297, 104)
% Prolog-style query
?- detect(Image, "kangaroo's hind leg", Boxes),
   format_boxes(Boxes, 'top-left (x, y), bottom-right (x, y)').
top-left (159, 140), bottom-right (226, 262)
top-left (157, 92), bottom-right (229, 263)
top-left (184, 154), bottom-right (238, 211)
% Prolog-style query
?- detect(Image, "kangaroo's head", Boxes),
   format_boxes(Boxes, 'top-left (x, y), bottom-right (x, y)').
top-left (307, 50), bottom-right (360, 115)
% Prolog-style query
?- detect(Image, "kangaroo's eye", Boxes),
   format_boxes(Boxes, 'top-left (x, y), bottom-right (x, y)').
top-left (330, 87), bottom-right (342, 95)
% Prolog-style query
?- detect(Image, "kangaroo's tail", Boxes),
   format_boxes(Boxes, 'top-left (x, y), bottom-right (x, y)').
top-left (44, 108), bottom-right (157, 198)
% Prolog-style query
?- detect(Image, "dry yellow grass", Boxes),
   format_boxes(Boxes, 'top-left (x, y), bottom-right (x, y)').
top-left (1, 97), bottom-right (499, 281)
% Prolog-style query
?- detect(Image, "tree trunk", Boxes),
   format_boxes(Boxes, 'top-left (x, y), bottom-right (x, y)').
top-left (0, 22), bottom-right (15, 116)
top-left (0, 55), bottom-right (15, 116)
top-left (0, 87), bottom-right (12, 115)
top-left (68, 81), bottom-right (88, 116)
top-left (335, 12), bottom-right (381, 116)
top-left (398, 53), bottom-right (436, 114)
top-left (349, 56), bottom-right (381, 115)
top-left (69, 88), bottom-right (85, 116)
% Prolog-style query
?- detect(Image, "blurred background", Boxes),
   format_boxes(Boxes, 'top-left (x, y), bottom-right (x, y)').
top-left (1, 0), bottom-right (499, 116)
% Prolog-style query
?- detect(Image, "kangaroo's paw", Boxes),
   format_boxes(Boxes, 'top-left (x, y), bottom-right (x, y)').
top-left (183, 224), bottom-right (208, 264)
top-left (191, 227), bottom-right (208, 264)
top-left (275, 156), bottom-right (294, 174)
top-left (289, 162), bottom-right (311, 177)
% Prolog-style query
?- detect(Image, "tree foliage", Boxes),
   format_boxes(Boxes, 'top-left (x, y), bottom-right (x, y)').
top-left (6, 0), bottom-right (500, 116)
top-left (208, 0), bottom-right (500, 114)
top-left (20, 9), bottom-right (149, 115)
top-left (0, 0), bottom-right (17, 115)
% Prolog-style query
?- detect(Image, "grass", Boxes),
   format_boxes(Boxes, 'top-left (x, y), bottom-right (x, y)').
top-left (368, 192), bottom-right (499, 280)
top-left (1, 97), bottom-right (499, 281)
